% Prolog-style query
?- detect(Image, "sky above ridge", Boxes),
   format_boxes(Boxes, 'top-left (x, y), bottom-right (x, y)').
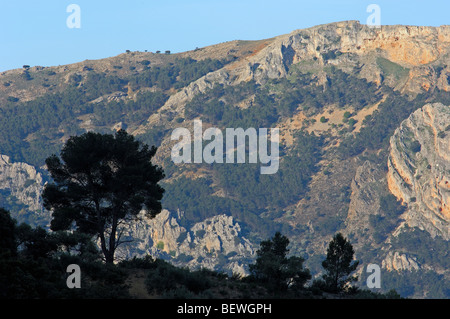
top-left (1, 0), bottom-right (449, 72)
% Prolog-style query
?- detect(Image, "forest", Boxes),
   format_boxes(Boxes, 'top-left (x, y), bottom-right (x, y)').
top-left (0, 57), bottom-right (231, 167)
top-left (162, 129), bottom-right (323, 239)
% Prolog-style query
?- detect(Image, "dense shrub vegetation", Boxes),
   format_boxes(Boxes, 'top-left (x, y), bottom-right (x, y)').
top-left (185, 81), bottom-right (279, 128)
top-left (162, 176), bottom-right (275, 236)
top-left (91, 91), bottom-right (168, 126)
top-left (369, 194), bottom-right (406, 243)
top-left (128, 57), bottom-right (234, 90)
top-left (0, 57), bottom-right (230, 167)
top-left (161, 130), bottom-right (323, 237)
top-left (391, 227), bottom-right (450, 269)
top-left (338, 88), bottom-right (450, 158)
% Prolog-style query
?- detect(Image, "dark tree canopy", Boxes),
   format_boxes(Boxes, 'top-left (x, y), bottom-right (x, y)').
top-left (0, 208), bottom-right (17, 259)
top-left (42, 129), bottom-right (165, 264)
top-left (321, 232), bottom-right (359, 293)
top-left (249, 232), bottom-right (311, 294)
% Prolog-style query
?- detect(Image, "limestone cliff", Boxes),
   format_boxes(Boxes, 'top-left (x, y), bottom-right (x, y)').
top-left (117, 209), bottom-right (255, 275)
top-left (0, 155), bottom-right (45, 218)
top-left (387, 103), bottom-right (450, 240)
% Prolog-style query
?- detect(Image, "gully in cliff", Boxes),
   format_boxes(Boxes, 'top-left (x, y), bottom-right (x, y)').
top-left (170, 119), bottom-right (279, 174)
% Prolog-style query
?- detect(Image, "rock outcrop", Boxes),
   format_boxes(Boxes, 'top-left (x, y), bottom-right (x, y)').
top-left (346, 161), bottom-right (384, 225)
top-left (344, 160), bottom-right (386, 248)
top-left (117, 209), bottom-right (255, 275)
top-left (387, 103), bottom-right (450, 239)
top-left (382, 251), bottom-right (421, 271)
top-left (0, 155), bottom-right (45, 214)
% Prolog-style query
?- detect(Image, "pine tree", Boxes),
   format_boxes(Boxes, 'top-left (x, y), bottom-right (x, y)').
top-left (321, 232), bottom-right (359, 293)
top-left (42, 129), bottom-right (165, 264)
top-left (249, 232), bottom-right (311, 295)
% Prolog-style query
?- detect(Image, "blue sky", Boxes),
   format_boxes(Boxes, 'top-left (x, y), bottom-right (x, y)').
top-left (1, 0), bottom-right (449, 72)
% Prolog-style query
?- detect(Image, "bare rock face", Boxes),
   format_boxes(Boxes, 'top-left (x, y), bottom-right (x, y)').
top-left (346, 161), bottom-right (384, 224)
top-left (242, 21), bottom-right (450, 92)
top-left (387, 103), bottom-right (450, 240)
top-left (89, 91), bottom-right (129, 104)
top-left (117, 209), bottom-right (255, 275)
top-left (0, 155), bottom-right (44, 214)
top-left (382, 251), bottom-right (421, 271)
top-left (344, 160), bottom-right (385, 247)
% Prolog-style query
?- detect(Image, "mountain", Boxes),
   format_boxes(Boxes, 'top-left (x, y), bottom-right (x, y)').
top-left (1, 20), bottom-right (449, 298)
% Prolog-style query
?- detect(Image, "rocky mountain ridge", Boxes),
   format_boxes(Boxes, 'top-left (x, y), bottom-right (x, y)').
top-left (138, 20), bottom-right (450, 125)
top-left (1, 20), bottom-right (450, 297)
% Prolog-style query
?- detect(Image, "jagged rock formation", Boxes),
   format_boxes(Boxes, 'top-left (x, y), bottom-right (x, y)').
top-left (387, 103), bottom-right (450, 240)
top-left (0, 154), bottom-right (44, 214)
top-left (117, 210), bottom-right (255, 275)
top-left (382, 251), bottom-right (421, 271)
top-left (343, 161), bottom-right (385, 246)
top-left (346, 161), bottom-right (384, 226)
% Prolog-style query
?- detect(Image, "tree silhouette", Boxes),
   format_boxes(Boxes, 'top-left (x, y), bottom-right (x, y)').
top-left (0, 208), bottom-right (17, 259)
top-left (321, 232), bottom-right (359, 293)
top-left (249, 232), bottom-right (311, 294)
top-left (42, 129), bottom-right (165, 264)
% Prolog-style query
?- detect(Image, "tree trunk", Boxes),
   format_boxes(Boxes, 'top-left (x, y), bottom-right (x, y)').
top-left (107, 213), bottom-right (118, 264)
